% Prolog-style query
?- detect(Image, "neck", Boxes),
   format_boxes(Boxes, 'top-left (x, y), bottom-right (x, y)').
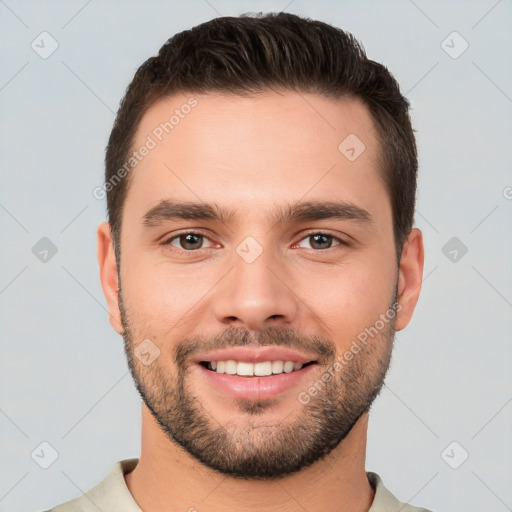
top-left (125, 405), bottom-right (375, 512)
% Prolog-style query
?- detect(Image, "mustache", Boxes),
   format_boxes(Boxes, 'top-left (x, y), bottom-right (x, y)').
top-left (174, 325), bottom-right (335, 367)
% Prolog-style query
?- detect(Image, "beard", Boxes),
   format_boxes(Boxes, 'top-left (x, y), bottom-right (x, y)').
top-left (119, 285), bottom-right (398, 481)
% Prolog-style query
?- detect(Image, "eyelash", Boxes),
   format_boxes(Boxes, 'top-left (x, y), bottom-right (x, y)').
top-left (161, 230), bottom-right (350, 253)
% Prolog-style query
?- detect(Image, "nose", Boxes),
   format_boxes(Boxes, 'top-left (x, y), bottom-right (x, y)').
top-left (211, 246), bottom-right (300, 331)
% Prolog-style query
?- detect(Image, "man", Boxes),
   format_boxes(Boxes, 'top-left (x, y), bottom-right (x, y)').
top-left (48, 11), bottom-right (430, 512)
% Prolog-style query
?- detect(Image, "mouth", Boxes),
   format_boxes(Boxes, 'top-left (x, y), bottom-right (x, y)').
top-left (195, 359), bottom-right (319, 401)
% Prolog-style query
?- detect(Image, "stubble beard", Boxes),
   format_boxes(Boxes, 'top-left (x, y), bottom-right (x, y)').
top-left (119, 286), bottom-right (397, 480)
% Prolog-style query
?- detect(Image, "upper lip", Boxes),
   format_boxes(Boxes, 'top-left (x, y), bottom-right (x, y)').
top-left (193, 347), bottom-right (318, 364)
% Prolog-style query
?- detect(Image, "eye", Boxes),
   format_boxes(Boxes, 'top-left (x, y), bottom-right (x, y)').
top-left (164, 231), bottom-right (216, 251)
top-left (162, 231), bottom-right (347, 253)
top-left (296, 233), bottom-right (343, 250)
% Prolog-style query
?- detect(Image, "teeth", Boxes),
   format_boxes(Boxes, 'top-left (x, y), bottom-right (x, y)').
top-left (206, 360), bottom-right (305, 376)
top-left (272, 360), bottom-right (283, 374)
top-left (283, 361), bottom-right (294, 373)
top-left (225, 360), bottom-right (237, 375)
top-left (237, 361), bottom-right (255, 376)
top-left (254, 361), bottom-right (272, 376)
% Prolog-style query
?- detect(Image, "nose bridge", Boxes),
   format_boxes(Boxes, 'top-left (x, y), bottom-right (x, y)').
top-left (211, 238), bottom-right (299, 329)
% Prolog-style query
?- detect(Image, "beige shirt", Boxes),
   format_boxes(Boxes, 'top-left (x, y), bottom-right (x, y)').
top-left (46, 459), bottom-right (433, 512)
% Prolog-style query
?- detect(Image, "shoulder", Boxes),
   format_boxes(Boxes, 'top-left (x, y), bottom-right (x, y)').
top-left (367, 472), bottom-right (434, 512)
top-left (44, 459), bottom-right (140, 512)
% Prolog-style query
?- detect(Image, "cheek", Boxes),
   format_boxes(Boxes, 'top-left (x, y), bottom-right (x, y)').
top-left (303, 256), bottom-right (396, 343)
top-left (120, 253), bottom-right (218, 333)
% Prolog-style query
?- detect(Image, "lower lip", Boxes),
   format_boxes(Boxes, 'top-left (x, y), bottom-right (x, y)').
top-left (197, 363), bottom-right (318, 401)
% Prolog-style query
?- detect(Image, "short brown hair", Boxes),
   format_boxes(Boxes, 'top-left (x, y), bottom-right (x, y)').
top-left (105, 12), bottom-right (417, 264)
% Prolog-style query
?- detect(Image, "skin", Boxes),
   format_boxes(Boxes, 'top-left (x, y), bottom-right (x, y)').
top-left (97, 91), bottom-right (424, 512)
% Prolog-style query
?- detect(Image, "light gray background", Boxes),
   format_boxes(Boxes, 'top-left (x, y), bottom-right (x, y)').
top-left (1, 1), bottom-right (511, 511)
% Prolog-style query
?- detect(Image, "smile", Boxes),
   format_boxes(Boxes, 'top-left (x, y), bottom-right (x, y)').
top-left (200, 360), bottom-right (316, 377)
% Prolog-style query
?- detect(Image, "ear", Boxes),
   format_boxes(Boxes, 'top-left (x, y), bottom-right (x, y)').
top-left (97, 221), bottom-right (123, 334)
top-left (395, 228), bottom-right (424, 331)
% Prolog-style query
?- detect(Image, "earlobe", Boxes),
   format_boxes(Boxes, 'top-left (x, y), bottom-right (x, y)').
top-left (97, 222), bottom-right (123, 334)
top-left (395, 228), bottom-right (424, 332)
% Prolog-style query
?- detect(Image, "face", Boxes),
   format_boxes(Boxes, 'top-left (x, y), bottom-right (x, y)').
top-left (98, 91), bottom-right (424, 480)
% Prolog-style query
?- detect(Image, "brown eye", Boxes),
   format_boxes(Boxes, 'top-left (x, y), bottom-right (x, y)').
top-left (179, 233), bottom-right (203, 250)
top-left (168, 233), bottom-right (205, 250)
top-left (309, 233), bottom-right (334, 250)
top-left (296, 233), bottom-right (342, 250)
top-left (163, 231), bottom-right (220, 254)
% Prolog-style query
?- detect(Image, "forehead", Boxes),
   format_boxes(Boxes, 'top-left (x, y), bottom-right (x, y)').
top-left (124, 90), bottom-right (388, 225)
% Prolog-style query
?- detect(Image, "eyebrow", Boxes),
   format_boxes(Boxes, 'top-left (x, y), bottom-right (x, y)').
top-left (142, 199), bottom-right (373, 228)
